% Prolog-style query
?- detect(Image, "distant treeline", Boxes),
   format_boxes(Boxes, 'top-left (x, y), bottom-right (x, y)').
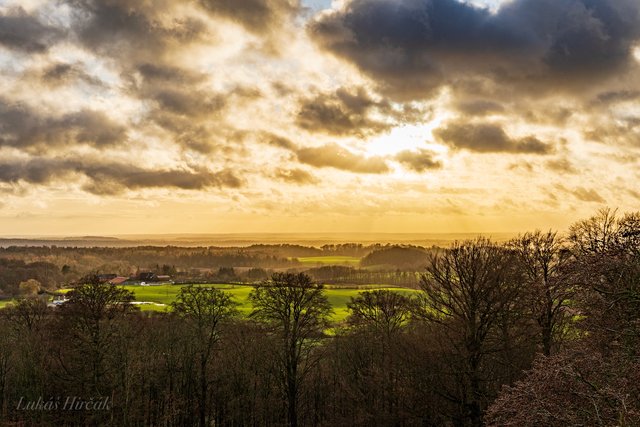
top-left (0, 259), bottom-right (64, 297)
top-left (1, 208), bottom-right (639, 426)
top-left (360, 245), bottom-right (434, 269)
top-left (305, 265), bottom-right (422, 287)
top-left (0, 244), bottom-right (436, 296)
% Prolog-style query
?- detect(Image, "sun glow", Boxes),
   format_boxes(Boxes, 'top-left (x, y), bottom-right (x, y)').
top-left (365, 120), bottom-right (446, 157)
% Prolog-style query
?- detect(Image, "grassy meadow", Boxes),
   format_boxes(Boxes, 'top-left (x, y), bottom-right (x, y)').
top-left (121, 283), bottom-right (419, 322)
top-left (295, 256), bottom-right (361, 266)
top-left (0, 283), bottom-right (420, 322)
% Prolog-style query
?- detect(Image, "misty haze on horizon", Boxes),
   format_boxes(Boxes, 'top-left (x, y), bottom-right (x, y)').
top-left (0, 231), bottom-right (520, 248)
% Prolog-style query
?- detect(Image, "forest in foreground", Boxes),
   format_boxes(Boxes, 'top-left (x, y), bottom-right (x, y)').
top-left (0, 208), bottom-right (639, 426)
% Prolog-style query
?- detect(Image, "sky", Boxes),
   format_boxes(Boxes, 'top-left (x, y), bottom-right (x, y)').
top-left (0, 0), bottom-right (639, 236)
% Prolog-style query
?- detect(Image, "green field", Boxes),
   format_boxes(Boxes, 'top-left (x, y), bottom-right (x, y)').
top-left (0, 285), bottom-right (420, 322)
top-left (296, 256), bottom-right (361, 266)
top-left (121, 284), bottom-right (419, 322)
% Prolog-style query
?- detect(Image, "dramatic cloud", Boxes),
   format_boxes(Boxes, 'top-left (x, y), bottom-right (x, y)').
top-left (135, 63), bottom-right (204, 85)
top-left (435, 122), bottom-right (553, 154)
top-left (0, 99), bottom-right (127, 150)
top-left (0, 157), bottom-right (243, 195)
top-left (63, 0), bottom-right (209, 64)
top-left (395, 149), bottom-right (442, 172)
top-left (0, 0), bottom-right (637, 235)
top-left (296, 143), bottom-right (390, 173)
top-left (274, 168), bottom-right (319, 184)
top-left (0, 7), bottom-right (64, 53)
top-left (199, 0), bottom-right (298, 33)
top-left (263, 134), bottom-right (391, 174)
top-left (593, 90), bottom-right (640, 105)
top-left (152, 89), bottom-right (226, 117)
top-left (38, 62), bottom-right (104, 87)
top-left (311, 0), bottom-right (640, 99)
top-left (296, 88), bottom-right (391, 136)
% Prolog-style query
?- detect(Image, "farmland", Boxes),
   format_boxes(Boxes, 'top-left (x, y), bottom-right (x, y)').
top-left (295, 256), bottom-right (361, 266)
top-left (121, 283), bottom-right (419, 321)
top-left (0, 284), bottom-right (421, 322)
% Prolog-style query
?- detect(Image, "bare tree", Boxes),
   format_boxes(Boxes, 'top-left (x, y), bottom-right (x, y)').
top-left (345, 289), bottom-right (415, 423)
top-left (172, 286), bottom-right (238, 427)
top-left (568, 209), bottom-right (640, 350)
top-left (508, 231), bottom-right (573, 356)
top-left (347, 289), bottom-right (413, 339)
top-left (569, 208), bottom-right (633, 256)
top-left (249, 273), bottom-right (332, 427)
top-left (56, 279), bottom-right (137, 411)
top-left (418, 238), bottom-right (526, 427)
top-left (486, 346), bottom-right (640, 426)
top-left (488, 209), bottom-right (640, 426)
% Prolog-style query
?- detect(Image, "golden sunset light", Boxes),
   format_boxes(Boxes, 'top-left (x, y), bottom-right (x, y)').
top-left (0, 0), bottom-right (638, 237)
top-left (2, 2), bottom-right (640, 425)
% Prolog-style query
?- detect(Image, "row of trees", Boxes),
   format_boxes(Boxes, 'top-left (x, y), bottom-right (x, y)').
top-left (0, 246), bottom-right (301, 283)
top-left (0, 209), bottom-right (638, 426)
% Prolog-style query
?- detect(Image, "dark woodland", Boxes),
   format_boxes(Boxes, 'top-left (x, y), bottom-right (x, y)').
top-left (0, 209), bottom-right (638, 426)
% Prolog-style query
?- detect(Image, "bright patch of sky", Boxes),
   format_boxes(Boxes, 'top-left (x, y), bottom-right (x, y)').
top-left (301, 0), bottom-right (507, 13)
top-left (365, 123), bottom-right (447, 157)
top-left (467, 0), bottom-right (506, 11)
top-left (302, 0), bottom-right (334, 12)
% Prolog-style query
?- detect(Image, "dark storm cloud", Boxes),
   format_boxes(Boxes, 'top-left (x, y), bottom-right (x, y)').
top-left (38, 62), bottom-right (104, 87)
top-left (296, 88), bottom-right (392, 136)
top-left (0, 7), bottom-right (64, 53)
top-left (153, 89), bottom-right (226, 117)
top-left (0, 157), bottom-right (243, 195)
top-left (274, 168), bottom-right (319, 184)
top-left (435, 122), bottom-right (553, 154)
top-left (395, 149), bottom-right (442, 172)
top-left (63, 0), bottom-right (208, 60)
top-left (125, 63), bottom-right (264, 154)
top-left (81, 164), bottom-right (243, 195)
top-left (140, 83), bottom-right (265, 153)
top-left (0, 99), bottom-right (127, 149)
top-left (296, 143), bottom-right (390, 173)
top-left (136, 63), bottom-right (204, 84)
top-left (199, 0), bottom-right (298, 33)
top-left (310, 0), bottom-right (640, 99)
top-left (61, 0), bottom-right (298, 58)
top-left (593, 90), bottom-right (640, 105)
